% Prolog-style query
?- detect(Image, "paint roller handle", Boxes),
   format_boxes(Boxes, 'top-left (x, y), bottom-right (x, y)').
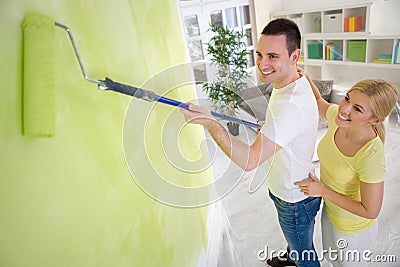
top-left (154, 96), bottom-right (189, 109)
top-left (210, 112), bottom-right (261, 129)
top-left (104, 78), bottom-right (156, 101)
top-left (104, 78), bottom-right (260, 129)
top-left (156, 96), bottom-right (260, 129)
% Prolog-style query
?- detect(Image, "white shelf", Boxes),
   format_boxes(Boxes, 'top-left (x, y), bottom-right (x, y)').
top-left (272, 1), bottom-right (400, 86)
top-left (302, 59), bottom-right (400, 69)
top-left (304, 33), bottom-right (399, 40)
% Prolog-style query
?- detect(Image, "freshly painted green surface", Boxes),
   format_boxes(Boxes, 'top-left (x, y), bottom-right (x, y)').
top-left (0, 0), bottom-right (212, 266)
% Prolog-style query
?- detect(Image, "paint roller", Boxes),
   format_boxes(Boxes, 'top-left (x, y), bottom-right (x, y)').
top-left (22, 13), bottom-right (55, 137)
top-left (22, 13), bottom-right (261, 137)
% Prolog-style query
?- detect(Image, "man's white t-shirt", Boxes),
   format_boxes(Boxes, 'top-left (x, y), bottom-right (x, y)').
top-left (260, 75), bottom-right (318, 203)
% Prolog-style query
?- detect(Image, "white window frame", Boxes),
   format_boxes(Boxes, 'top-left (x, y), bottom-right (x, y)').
top-left (179, 0), bottom-right (258, 82)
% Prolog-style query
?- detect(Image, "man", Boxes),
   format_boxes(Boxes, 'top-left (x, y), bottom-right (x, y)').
top-left (181, 18), bottom-right (321, 267)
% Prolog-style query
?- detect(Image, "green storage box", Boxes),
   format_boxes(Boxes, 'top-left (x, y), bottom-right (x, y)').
top-left (308, 43), bottom-right (323, 59)
top-left (347, 40), bottom-right (366, 62)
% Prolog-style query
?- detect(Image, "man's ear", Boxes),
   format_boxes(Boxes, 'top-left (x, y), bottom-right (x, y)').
top-left (291, 49), bottom-right (301, 62)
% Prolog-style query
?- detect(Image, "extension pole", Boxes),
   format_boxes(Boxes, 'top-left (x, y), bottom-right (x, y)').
top-left (104, 78), bottom-right (261, 129)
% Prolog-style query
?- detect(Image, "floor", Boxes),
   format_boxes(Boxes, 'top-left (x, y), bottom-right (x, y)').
top-left (203, 98), bottom-right (400, 267)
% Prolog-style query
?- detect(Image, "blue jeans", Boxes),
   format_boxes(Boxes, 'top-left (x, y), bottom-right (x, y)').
top-left (269, 190), bottom-right (321, 267)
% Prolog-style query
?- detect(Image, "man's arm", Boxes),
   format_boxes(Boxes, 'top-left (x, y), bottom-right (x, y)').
top-left (181, 104), bottom-right (281, 171)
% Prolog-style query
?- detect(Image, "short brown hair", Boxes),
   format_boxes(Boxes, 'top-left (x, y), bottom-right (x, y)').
top-left (261, 18), bottom-right (301, 56)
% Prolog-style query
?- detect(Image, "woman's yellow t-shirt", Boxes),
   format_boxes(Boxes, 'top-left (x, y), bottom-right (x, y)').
top-left (317, 105), bottom-right (385, 234)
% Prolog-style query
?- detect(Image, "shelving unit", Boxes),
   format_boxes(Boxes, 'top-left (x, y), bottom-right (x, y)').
top-left (272, 1), bottom-right (400, 87)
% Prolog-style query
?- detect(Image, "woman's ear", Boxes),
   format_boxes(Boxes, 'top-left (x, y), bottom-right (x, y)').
top-left (370, 116), bottom-right (380, 126)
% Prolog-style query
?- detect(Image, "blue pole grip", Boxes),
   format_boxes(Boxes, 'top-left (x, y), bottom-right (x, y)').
top-left (104, 78), bottom-right (260, 129)
top-left (154, 95), bottom-right (189, 109)
top-left (210, 111), bottom-right (261, 129)
top-left (155, 96), bottom-right (260, 129)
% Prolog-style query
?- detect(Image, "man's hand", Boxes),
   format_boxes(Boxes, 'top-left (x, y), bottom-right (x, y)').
top-left (180, 103), bottom-right (217, 128)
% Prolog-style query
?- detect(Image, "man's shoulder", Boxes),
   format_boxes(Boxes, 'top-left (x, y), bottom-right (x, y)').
top-left (294, 75), bottom-right (312, 91)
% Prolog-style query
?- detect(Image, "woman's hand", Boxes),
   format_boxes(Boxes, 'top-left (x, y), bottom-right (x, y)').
top-left (256, 120), bottom-right (265, 133)
top-left (297, 66), bottom-right (305, 76)
top-left (294, 173), bottom-right (326, 197)
top-left (297, 66), bottom-right (310, 81)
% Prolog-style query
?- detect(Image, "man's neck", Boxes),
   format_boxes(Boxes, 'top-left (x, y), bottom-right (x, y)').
top-left (273, 69), bottom-right (302, 89)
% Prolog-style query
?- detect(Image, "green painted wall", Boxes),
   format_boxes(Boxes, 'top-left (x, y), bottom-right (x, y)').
top-left (0, 0), bottom-right (213, 266)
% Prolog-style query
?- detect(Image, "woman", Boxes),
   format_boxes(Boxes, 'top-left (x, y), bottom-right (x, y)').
top-left (295, 70), bottom-right (398, 266)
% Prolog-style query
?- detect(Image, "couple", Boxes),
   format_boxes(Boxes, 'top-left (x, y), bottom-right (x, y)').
top-left (181, 18), bottom-right (398, 266)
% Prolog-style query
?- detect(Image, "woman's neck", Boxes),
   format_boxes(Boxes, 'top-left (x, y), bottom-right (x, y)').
top-left (338, 125), bottom-right (377, 145)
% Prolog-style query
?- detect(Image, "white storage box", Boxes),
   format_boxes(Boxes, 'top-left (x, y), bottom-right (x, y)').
top-left (323, 14), bottom-right (342, 33)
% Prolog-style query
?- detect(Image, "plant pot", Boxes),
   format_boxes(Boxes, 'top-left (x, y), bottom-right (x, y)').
top-left (227, 122), bottom-right (239, 136)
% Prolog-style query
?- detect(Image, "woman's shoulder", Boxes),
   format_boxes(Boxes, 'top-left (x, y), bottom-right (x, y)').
top-left (361, 136), bottom-right (384, 155)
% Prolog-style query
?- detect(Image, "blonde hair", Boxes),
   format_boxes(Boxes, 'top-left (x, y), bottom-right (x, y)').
top-left (349, 79), bottom-right (398, 143)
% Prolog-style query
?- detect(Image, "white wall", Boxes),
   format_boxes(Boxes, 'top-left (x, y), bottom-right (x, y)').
top-left (253, 0), bottom-right (275, 35)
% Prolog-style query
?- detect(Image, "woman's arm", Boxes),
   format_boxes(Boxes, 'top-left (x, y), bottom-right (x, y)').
top-left (294, 174), bottom-right (384, 219)
top-left (298, 68), bottom-right (331, 119)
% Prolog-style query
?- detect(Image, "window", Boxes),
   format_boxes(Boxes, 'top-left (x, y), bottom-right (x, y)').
top-left (210, 10), bottom-right (223, 27)
top-left (187, 40), bottom-right (204, 61)
top-left (225, 7), bottom-right (238, 28)
top-left (184, 15), bottom-right (201, 37)
top-left (239, 5), bottom-right (250, 25)
top-left (179, 0), bottom-right (256, 80)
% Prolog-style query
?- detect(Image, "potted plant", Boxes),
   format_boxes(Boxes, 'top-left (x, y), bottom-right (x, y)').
top-left (202, 24), bottom-right (250, 136)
